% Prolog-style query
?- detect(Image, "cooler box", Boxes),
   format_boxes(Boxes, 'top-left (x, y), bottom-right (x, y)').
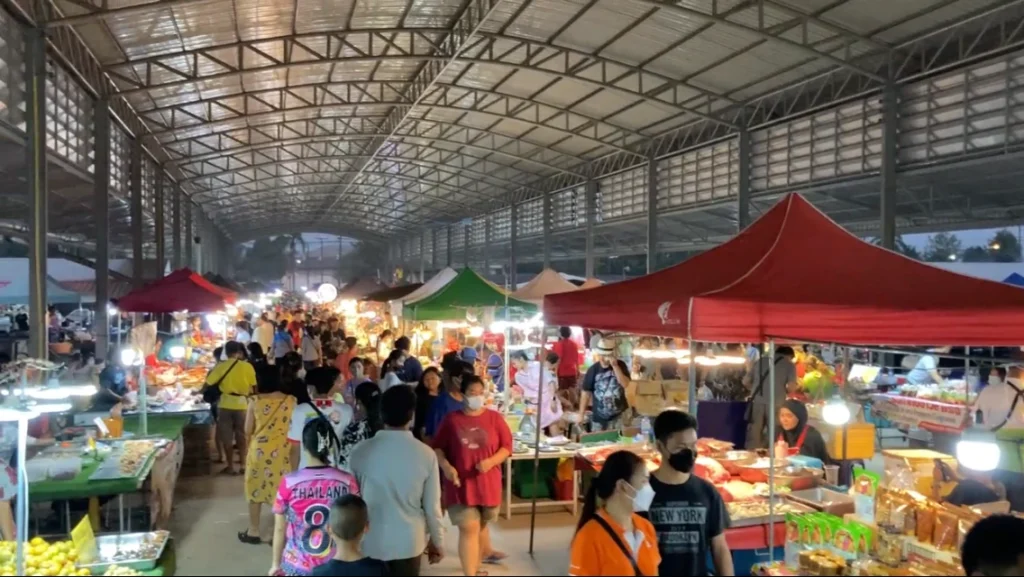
top-left (827, 423), bottom-right (876, 460)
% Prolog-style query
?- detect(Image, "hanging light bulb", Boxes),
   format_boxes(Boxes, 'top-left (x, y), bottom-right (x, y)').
top-left (957, 428), bottom-right (1001, 472)
top-left (120, 348), bottom-right (139, 367)
top-left (822, 396), bottom-right (851, 426)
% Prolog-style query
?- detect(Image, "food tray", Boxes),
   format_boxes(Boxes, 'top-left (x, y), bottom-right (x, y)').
top-left (89, 449), bottom-right (154, 481)
top-left (726, 497), bottom-right (812, 528)
top-left (77, 531), bottom-right (170, 572)
top-left (785, 487), bottom-right (855, 515)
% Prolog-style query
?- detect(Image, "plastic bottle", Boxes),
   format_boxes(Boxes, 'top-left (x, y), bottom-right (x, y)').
top-left (640, 416), bottom-right (653, 447)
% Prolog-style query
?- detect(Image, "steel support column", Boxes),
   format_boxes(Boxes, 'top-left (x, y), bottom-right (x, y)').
top-left (154, 175), bottom-right (165, 274)
top-left (646, 152), bottom-right (658, 274)
top-left (171, 184), bottom-right (181, 270)
top-left (432, 229), bottom-right (439, 271)
top-left (585, 179), bottom-right (596, 278)
top-left (419, 233), bottom-right (426, 281)
top-left (130, 141), bottom-right (144, 288)
top-left (184, 202), bottom-right (193, 269)
top-left (464, 225), bottom-right (471, 267)
top-left (25, 26), bottom-right (48, 359)
top-left (881, 83), bottom-right (898, 250)
top-left (446, 227), bottom-right (453, 267)
top-left (483, 217), bottom-right (491, 278)
top-left (542, 193), bottom-right (552, 268)
top-left (737, 130), bottom-right (751, 231)
top-left (93, 99), bottom-right (111, 363)
top-left (509, 203), bottom-right (518, 288)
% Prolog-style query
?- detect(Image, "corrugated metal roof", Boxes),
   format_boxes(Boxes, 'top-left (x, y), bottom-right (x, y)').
top-left (30, 0), bottom-right (1016, 241)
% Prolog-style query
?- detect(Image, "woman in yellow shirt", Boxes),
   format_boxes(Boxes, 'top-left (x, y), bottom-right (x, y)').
top-left (205, 341), bottom-right (257, 475)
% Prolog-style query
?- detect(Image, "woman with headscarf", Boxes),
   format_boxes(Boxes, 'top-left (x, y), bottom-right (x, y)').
top-left (776, 399), bottom-right (831, 464)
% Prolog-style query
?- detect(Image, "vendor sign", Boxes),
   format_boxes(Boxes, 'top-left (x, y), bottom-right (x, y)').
top-left (870, 394), bottom-right (970, 432)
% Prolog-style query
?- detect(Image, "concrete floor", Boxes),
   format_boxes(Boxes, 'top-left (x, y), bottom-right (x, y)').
top-left (168, 474), bottom-right (576, 576)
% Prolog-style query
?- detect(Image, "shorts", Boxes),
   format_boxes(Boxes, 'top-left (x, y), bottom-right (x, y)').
top-left (216, 407), bottom-right (246, 450)
top-left (448, 504), bottom-right (499, 526)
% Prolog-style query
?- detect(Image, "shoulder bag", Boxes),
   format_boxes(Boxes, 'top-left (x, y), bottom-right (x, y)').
top-left (201, 360), bottom-right (239, 405)
top-left (592, 515), bottom-right (643, 577)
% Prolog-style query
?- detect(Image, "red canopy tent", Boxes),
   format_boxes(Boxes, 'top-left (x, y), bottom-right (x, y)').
top-left (117, 268), bottom-right (236, 313)
top-left (545, 194), bottom-right (1024, 346)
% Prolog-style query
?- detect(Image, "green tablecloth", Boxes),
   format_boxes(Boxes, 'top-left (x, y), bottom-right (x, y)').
top-left (29, 415), bottom-right (190, 502)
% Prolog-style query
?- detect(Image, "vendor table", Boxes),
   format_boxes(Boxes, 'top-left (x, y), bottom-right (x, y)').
top-left (75, 408), bottom-right (212, 427)
top-left (30, 415), bottom-right (189, 533)
top-left (503, 448), bottom-right (579, 520)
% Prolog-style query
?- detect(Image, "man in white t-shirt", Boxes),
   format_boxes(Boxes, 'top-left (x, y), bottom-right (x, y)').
top-left (905, 346), bottom-right (950, 385)
top-left (287, 366), bottom-right (352, 470)
top-left (975, 366), bottom-right (1024, 430)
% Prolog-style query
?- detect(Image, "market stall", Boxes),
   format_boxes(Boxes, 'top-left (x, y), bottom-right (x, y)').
top-left (29, 414), bottom-right (189, 534)
top-left (362, 283), bottom-right (424, 303)
top-left (510, 268), bottom-right (578, 307)
top-left (117, 269), bottom-right (235, 315)
top-left (335, 277), bottom-right (386, 301)
top-left (403, 267), bottom-right (534, 321)
top-left (542, 193), bottom-right (1024, 573)
top-left (388, 267), bottom-right (458, 318)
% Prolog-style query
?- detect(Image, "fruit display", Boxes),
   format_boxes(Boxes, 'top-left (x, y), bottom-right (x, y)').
top-left (0, 537), bottom-right (90, 576)
top-left (896, 382), bottom-right (972, 406)
top-left (797, 353), bottom-right (837, 400)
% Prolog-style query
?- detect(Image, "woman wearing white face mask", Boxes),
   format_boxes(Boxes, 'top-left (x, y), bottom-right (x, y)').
top-left (432, 375), bottom-right (512, 577)
top-left (569, 450), bottom-right (661, 576)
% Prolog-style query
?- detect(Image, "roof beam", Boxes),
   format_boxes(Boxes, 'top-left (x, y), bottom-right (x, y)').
top-left (635, 0), bottom-right (886, 83)
top-left (193, 172), bottom-right (500, 207)
top-left (45, 0), bottom-right (228, 27)
top-left (170, 132), bottom-right (583, 178)
top-left (181, 154), bottom-right (535, 194)
top-left (139, 80), bottom-right (643, 152)
top-left (160, 116), bottom-right (586, 171)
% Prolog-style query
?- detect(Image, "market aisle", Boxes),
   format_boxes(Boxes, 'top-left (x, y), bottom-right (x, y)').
top-left (168, 474), bottom-right (574, 575)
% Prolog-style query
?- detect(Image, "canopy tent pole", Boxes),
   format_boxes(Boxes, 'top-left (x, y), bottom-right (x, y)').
top-left (767, 338), bottom-right (777, 561)
top-left (528, 323), bottom-right (546, 554)
top-left (687, 339), bottom-right (697, 414)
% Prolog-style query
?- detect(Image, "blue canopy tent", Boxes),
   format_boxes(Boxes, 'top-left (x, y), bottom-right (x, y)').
top-left (1004, 273), bottom-right (1024, 287)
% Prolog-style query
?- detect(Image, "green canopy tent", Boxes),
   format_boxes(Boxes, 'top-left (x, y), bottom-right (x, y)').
top-left (403, 267), bottom-right (536, 320)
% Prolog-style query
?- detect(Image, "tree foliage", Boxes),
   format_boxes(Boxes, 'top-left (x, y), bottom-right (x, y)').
top-left (923, 232), bottom-right (963, 262)
top-left (870, 236), bottom-right (921, 260)
top-left (948, 230), bottom-right (1021, 263)
top-left (235, 234), bottom-right (305, 283)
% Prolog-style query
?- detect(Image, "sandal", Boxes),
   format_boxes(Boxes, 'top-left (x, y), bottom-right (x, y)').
top-left (483, 553), bottom-right (507, 565)
top-left (237, 531), bottom-right (261, 545)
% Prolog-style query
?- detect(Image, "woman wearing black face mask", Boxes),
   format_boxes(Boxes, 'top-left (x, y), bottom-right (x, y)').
top-left (649, 410), bottom-right (734, 577)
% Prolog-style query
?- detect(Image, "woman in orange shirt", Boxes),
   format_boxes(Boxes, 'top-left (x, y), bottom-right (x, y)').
top-left (570, 451), bottom-right (661, 576)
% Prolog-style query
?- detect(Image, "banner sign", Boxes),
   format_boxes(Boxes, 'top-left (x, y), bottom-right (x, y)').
top-left (870, 393), bottom-right (970, 432)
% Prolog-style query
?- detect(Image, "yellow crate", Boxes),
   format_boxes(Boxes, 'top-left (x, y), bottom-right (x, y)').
top-left (827, 423), bottom-right (876, 460)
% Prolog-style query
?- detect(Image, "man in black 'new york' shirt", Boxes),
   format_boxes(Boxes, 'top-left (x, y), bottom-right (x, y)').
top-left (647, 410), bottom-right (733, 576)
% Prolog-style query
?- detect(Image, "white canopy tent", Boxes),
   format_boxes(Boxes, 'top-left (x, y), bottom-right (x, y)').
top-left (511, 268), bottom-right (578, 306)
top-left (389, 267), bottom-right (458, 317)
